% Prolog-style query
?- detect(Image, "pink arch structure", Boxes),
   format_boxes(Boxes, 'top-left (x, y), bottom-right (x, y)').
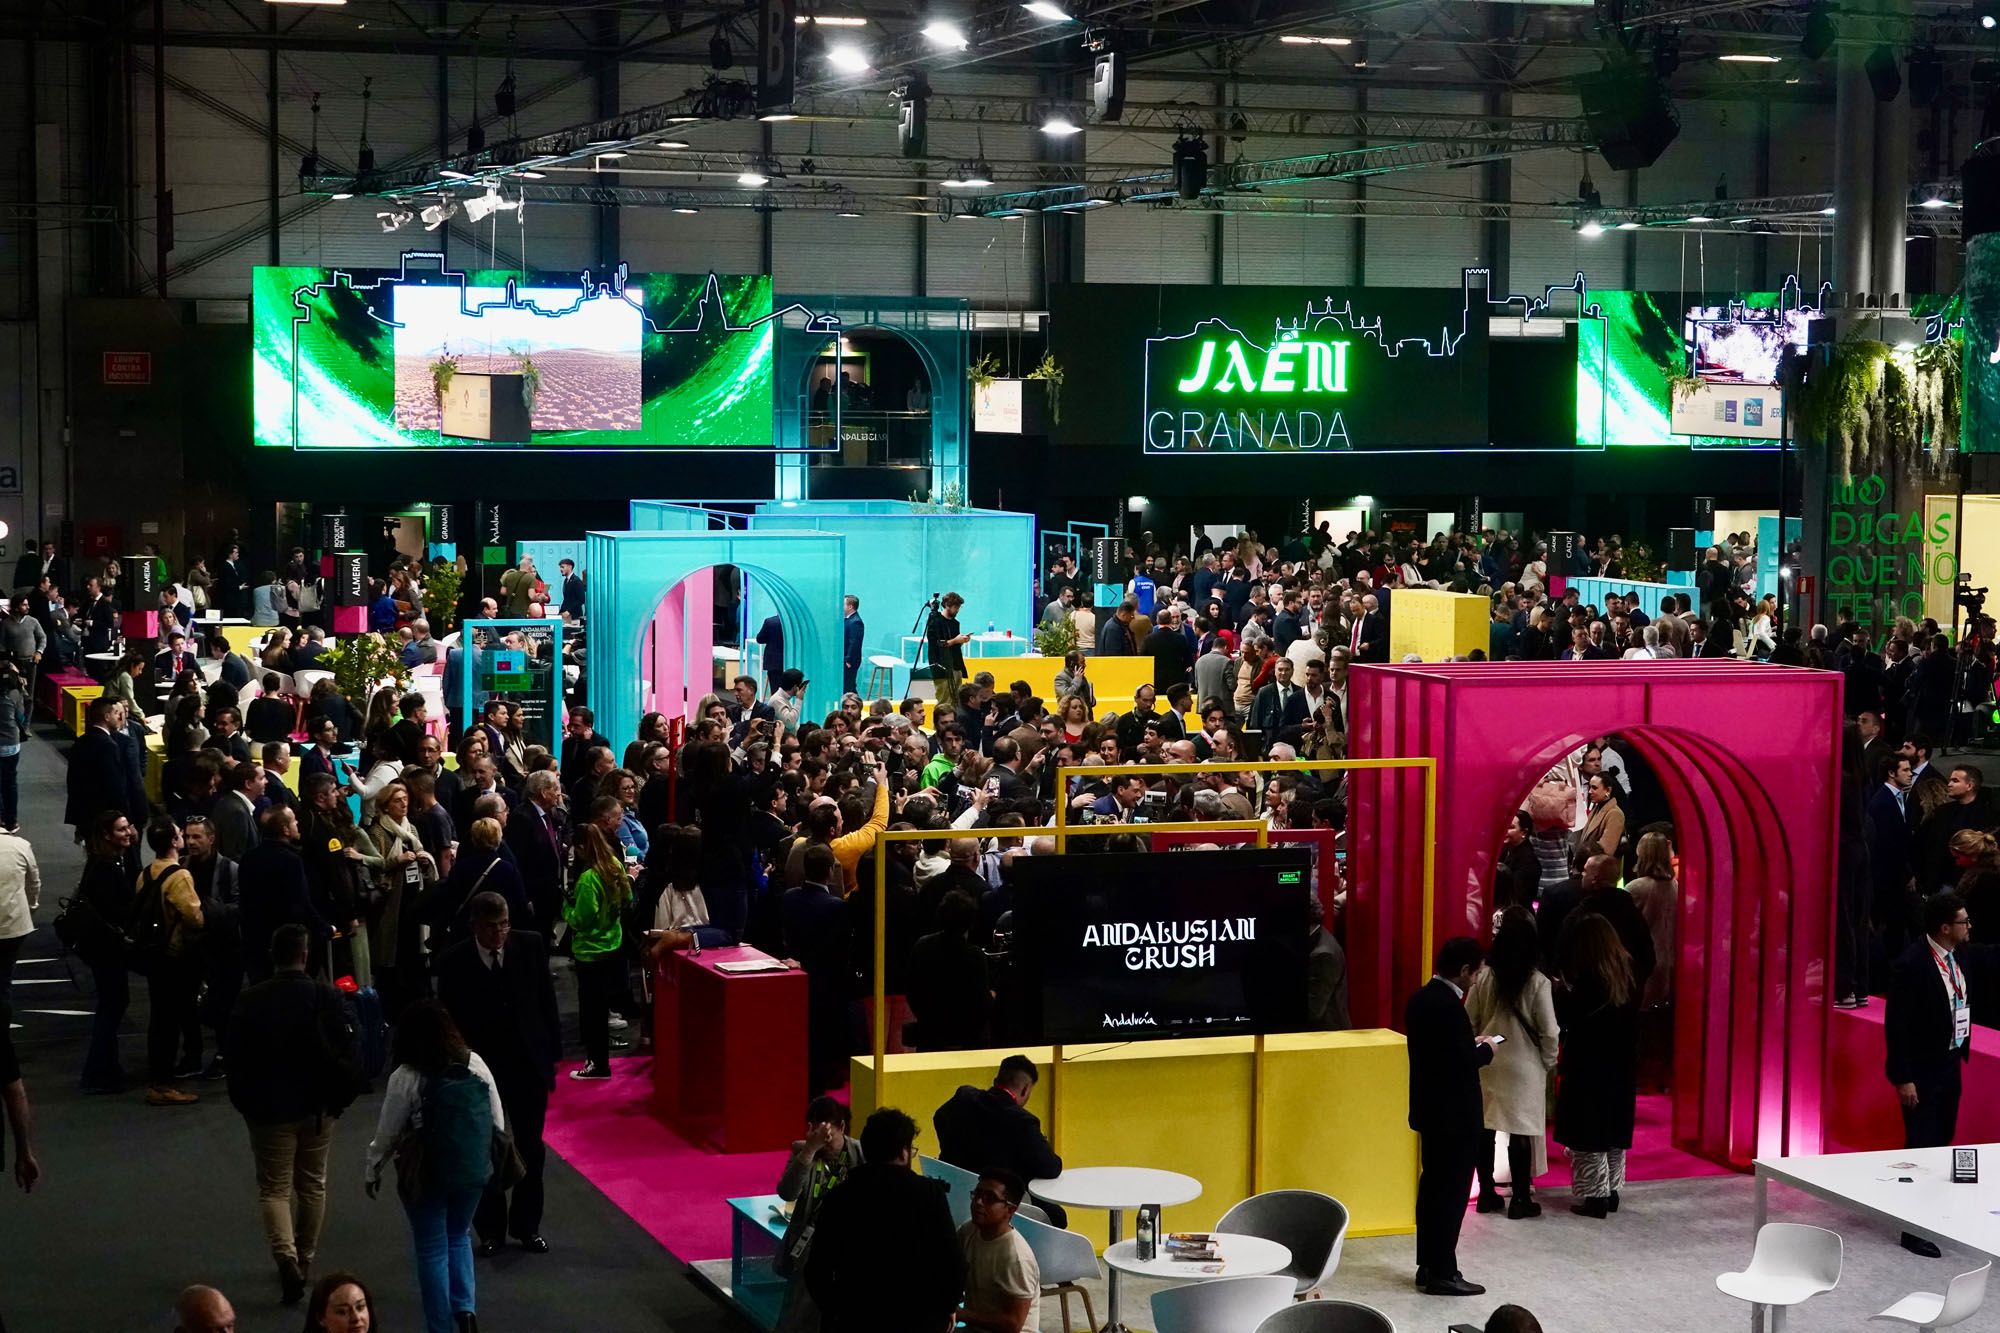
top-left (1347, 661), bottom-right (1844, 1169)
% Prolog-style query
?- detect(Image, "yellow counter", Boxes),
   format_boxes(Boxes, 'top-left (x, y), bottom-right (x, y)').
top-left (851, 1029), bottom-right (1416, 1247)
top-left (1387, 589), bottom-right (1489, 662)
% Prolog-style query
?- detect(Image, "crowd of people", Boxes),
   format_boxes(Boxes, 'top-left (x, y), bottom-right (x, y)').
top-left (5, 515), bottom-right (1990, 1331)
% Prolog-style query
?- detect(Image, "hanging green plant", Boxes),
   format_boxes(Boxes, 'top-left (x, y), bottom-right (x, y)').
top-left (968, 354), bottom-right (1000, 394)
top-left (1026, 353), bottom-right (1065, 424)
top-left (514, 346), bottom-right (542, 417)
top-left (429, 348), bottom-right (460, 406)
top-left (1797, 339), bottom-right (1894, 481)
top-left (1666, 374), bottom-right (1702, 409)
top-left (1910, 337), bottom-right (1962, 461)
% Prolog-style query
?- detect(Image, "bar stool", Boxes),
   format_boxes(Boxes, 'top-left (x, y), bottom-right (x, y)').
top-left (864, 654), bottom-right (901, 700)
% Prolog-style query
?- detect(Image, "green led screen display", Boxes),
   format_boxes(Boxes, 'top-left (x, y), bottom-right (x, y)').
top-left (1576, 290), bottom-right (1800, 449)
top-left (252, 256), bottom-right (782, 449)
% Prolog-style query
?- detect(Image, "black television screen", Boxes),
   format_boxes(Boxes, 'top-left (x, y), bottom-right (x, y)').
top-left (1009, 848), bottom-right (1315, 1043)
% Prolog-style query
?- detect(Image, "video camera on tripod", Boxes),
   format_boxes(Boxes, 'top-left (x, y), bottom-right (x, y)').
top-left (1957, 573), bottom-right (1988, 621)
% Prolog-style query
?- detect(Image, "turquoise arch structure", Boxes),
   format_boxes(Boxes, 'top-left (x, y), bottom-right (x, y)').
top-left (585, 529), bottom-right (847, 754)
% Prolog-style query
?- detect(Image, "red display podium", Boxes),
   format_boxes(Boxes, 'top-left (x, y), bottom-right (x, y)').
top-left (119, 609), bottom-right (159, 642)
top-left (1828, 1004), bottom-right (2000, 1151)
top-left (652, 946), bottom-right (806, 1153)
top-left (330, 605), bottom-right (367, 634)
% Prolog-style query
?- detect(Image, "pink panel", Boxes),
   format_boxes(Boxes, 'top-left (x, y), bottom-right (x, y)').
top-left (646, 573), bottom-right (718, 722)
top-left (1348, 661), bottom-right (1841, 1169)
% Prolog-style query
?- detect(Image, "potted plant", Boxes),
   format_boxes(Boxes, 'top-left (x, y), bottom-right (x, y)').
top-left (422, 558), bottom-right (465, 632)
top-left (317, 634), bottom-right (413, 711)
top-left (1032, 614), bottom-right (1077, 660)
top-left (1024, 353), bottom-right (1064, 428)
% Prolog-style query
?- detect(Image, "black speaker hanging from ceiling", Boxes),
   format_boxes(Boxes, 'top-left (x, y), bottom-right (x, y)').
top-left (898, 77), bottom-right (930, 159)
top-left (1577, 64), bottom-right (1680, 171)
top-left (1172, 135), bottom-right (1207, 200)
top-left (1865, 44), bottom-right (1903, 101)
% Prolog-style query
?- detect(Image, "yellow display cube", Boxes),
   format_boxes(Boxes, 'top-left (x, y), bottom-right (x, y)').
top-left (1387, 589), bottom-right (1490, 662)
top-left (851, 1029), bottom-right (1416, 1248)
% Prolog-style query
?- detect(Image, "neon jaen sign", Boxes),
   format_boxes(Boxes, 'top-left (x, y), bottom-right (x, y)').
top-left (1173, 336), bottom-right (1351, 395)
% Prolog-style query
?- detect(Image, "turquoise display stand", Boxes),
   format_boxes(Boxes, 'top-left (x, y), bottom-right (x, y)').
top-left (1758, 515), bottom-right (1802, 600)
top-left (458, 618), bottom-right (566, 752)
top-left (585, 530), bottom-right (846, 754)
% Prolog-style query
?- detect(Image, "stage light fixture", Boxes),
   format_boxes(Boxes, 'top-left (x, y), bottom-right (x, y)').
top-left (1041, 112), bottom-right (1082, 136)
top-left (1908, 45), bottom-right (1943, 106)
top-left (738, 168), bottom-right (771, 186)
top-left (1023, 1), bottom-right (1070, 20)
top-left (377, 206), bottom-right (413, 232)
top-left (1981, 0), bottom-right (2000, 29)
top-left (898, 77), bottom-right (930, 158)
top-left (420, 199), bottom-right (458, 230)
top-left (330, 191), bottom-right (352, 200)
top-left (1717, 53), bottom-right (1781, 63)
top-left (1866, 44), bottom-right (1902, 100)
top-left (1577, 219), bottom-right (1605, 237)
top-left (673, 206), bottom-right (700, 214)
top-left (710, 31), bottom-right (734, 69)
top-left (1577, 169), bottom-right (1602, 210)
top-left (1280, 34), bottom-right (1352, 45)
top-left (495, 70), bottom-right (516, 119)
top-left (461, 188), bottom-right (520, 223)
top-left (827, 43), bottom-right (871, 73)
top-left (922, 20), bottom-right (968, 49)
top-left (1172, 135), bottom-right (1207, 200)
top-left (1801, 3), bottom-right (1835, 59)
top-left (356, 76), bottom-right (376, 177)
top-left (1092, 49), bottom-right (1127, 121)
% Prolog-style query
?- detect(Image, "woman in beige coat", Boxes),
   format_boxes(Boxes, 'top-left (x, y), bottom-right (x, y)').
top-left (1467, 907), bottom-right (1561, 1218)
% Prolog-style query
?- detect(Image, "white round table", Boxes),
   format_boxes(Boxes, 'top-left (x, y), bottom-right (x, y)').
top-left (1031, 1167), bottom-right (1203, 1331)
top-left (1105, 1233), bottom-right (1292, 1280)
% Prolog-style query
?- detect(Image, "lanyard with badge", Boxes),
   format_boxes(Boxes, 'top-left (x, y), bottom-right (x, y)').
top-left (1937, 947), bottom-right (1970, 1047)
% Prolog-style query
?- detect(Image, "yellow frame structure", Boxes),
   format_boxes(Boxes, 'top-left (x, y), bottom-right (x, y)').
top-left (866, 755), bottom-right (1438, 1194)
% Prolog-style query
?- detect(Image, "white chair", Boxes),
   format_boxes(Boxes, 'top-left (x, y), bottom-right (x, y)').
top-left (1015, 1212), bottom-right (1101, 1333)
top-left (1255, 1299), bottom-right (1396, 1333)
top-left (1872, 1261), bottom-right (1992, 1331)
top-left (917, 1155), bottom-right (980, 1227)
top-left (1218, 1189), bottom-right (1350, 1297)
top-left (1153, 1275), bottom-right (1295, 1333)
top-left (1715, 1223), bottom-right (1843, 1332)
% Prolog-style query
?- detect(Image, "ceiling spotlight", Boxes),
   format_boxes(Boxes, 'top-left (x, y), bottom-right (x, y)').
top-left (797, 13), bottom-right (867, 24)
top-left (836, 208), bottom-right (862, 217)
top-left (461, 189), bottom-right (520, 223)
top-left (827, 44), bottom-right (871, 73)
top-left (1023, 1), bottom-right (1071, 20)
top-left (596, 150), bottom-right (628, 162)
top-left (1685, 213), bottom-right (1713, 223)
top-left (420, 199), bottom-right (459, 230)
top-left (759, 112), bottom-right (799, 122)
top-left (1921, 194), bottom-right (1950, 208)
top-left (738, 168), bottom-right (771, 186)
top-left (515, 170), bottom-right (546, 180)
top-left (655, 140), bottom-right (691, 149)
top-left (1801, 3), bottom-right (1835, 59)
top-left (1820, 206), bottom-right (1836, 215)
top-left (1577, 170), bottom-right (1602, 210)
top-left (1718, 53), bottom-right (1782, 63)
top-left (1577, 219), bottom-right (1605, 237)
top-left (495, 70), bottom-right (516, 120)
top-left (438, 168), bottom-right (473, 181)
top-left (1042, 113), bottom-right (1083, 136)
top-left (1171, 134), bottom-right (1207, 201)
top-left (330, 191), bottom-right (353, 200)
top-left (1279, 34), bottom-right (1352, 45)
top-left (922, 20), bottom-right (969, 48)
top-left (962, 160), bottom-right (995, 188)
top-left (1617, 221), bottom-right (1641, 230)
top-left (377, 206), bottom-right (413, 232)
top-left (673, 206), bottom-right (700, 213)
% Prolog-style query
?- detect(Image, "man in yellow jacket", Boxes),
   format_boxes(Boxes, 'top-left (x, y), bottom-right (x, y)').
top-left (785, 762), bottom-right (889, 893)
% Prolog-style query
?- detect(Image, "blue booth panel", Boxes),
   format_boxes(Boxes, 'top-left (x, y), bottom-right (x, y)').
top-left (585, 530), bottom-right (846, 756)
top-left (747, 501), bottom-right (1033, 693)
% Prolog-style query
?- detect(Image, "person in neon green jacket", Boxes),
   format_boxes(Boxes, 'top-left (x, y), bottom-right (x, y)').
top-left (563, 824), bottom-right (629, 1081)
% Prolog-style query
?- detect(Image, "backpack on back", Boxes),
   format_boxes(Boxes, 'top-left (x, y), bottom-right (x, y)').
top-left (411, 1064), bottom-right (494, 1198)
top-left (126, 868), bottom-right (173, 973)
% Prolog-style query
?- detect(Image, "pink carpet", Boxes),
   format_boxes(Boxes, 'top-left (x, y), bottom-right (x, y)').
top-left (1535, 1092), bottom-right (1733, 1189)
top-left (542, 1055), bottom-right (792, 1262)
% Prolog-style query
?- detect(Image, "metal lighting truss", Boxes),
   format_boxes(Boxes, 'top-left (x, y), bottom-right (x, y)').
top-left (308, 0), bottom-right (1209, 200)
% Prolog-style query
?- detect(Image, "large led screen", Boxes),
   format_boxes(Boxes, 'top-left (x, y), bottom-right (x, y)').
top-left (1576, 291), bottom-right (1810, 448)
top-left (1009, 848), bottom-right (1314, 1043)
top-left (1048, 281), bottom-right (1491, 452)
top-left (253, 258), bottom-right (780, 449)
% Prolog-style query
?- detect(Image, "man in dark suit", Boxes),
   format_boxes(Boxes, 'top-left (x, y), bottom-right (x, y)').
top-left (782, 844), bottom-right (851, 1094)
top-left (13, 540), bottom-right (67, 596)
top-left (1884, 891), bottom-right (1975, 1257)
top-left (557, 559), bottom-right (585, 621)
top-left (1249, 656), bottom-right (1312, 746)
top-left (804, 1108), bottom-right (964, 1333)
top-left (437, 892), bottom-right (561, 1255)
top-left (389, 694), bottom-right (429, 766)
top-left (755, 612), bottom-right (786, 684)
top-left (153, 630), bottom-right (197, 681)
top-left (504, 770), bottom-right (568, 941)
top-left (1143, 607), bottom-right (1194, 693)
top-left (1405, 936), bottom-right (1495, 1297)
top-left (65, 697), bottom-right (136, 840)
top-left (260, 742), bottom-right (300, 816)
top-left (933, 1053), bottom-right (1066, 1226)
top-left (842, 595), bottom-right (864, 697)
top-left (1351, 592), bottom-right (1389, 664)
top-left (1867, 753), bottom-right (1920, 960)
top-left (237, 807), bottom-right (333, 984)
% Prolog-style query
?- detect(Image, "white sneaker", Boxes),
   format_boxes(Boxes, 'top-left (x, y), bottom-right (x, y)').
top-left (606, 1015), bottom-right (630, 1031)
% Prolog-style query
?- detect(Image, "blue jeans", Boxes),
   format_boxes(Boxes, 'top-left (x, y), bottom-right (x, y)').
top-left (404, 1185), bottom-right (483, 1333)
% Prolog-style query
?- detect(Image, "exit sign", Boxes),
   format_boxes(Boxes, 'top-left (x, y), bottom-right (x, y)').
top-left (102, 352), bottom-right (152, 385)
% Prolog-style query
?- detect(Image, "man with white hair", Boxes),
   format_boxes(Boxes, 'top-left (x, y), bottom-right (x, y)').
top-left (1352, 593), bottom-right (1388, 663)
